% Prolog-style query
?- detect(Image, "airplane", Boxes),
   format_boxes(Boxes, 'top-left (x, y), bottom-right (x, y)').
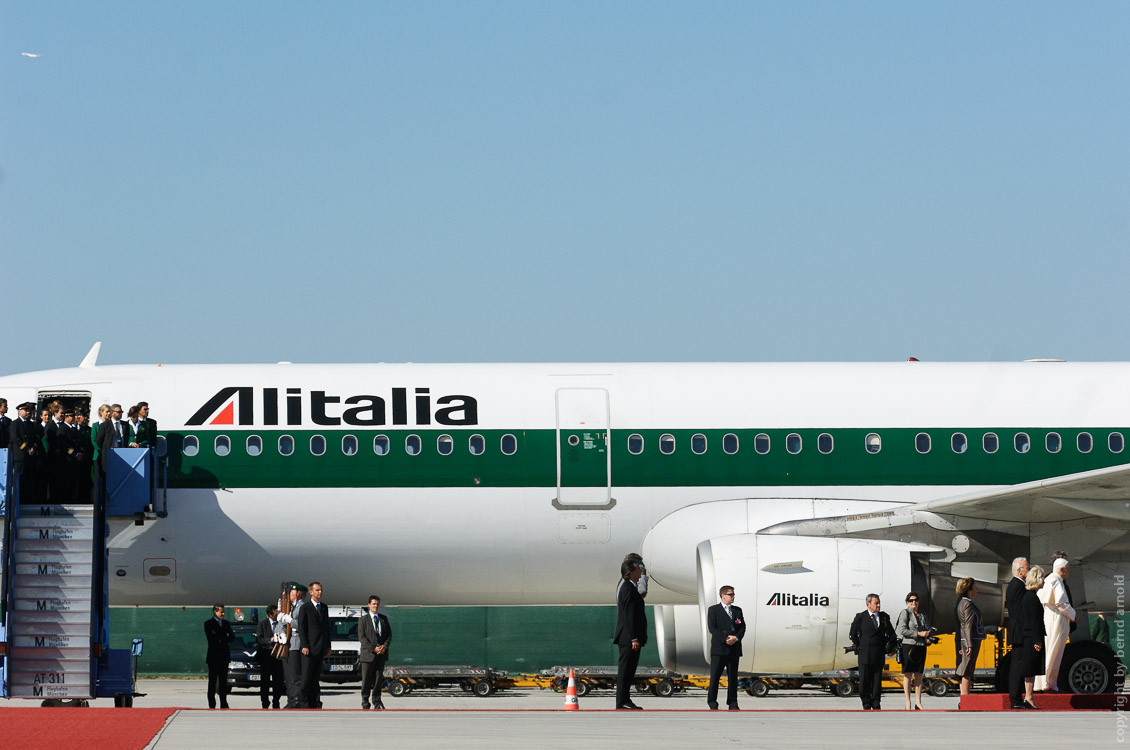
top-left (1, 344), bottom-right (1126, 692)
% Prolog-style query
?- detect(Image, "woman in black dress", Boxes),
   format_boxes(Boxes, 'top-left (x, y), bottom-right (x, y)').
top-left (1014, 565), bottom-right (1046, 709)
top-left (895, 591), bottom-right (931, 710)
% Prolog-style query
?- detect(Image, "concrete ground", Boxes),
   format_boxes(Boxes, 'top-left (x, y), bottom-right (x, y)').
top-left (108, 679), bottom-right (1124, 748)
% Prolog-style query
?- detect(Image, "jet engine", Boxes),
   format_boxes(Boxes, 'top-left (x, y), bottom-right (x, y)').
top-left (692, 534), bottom-right (954, 673)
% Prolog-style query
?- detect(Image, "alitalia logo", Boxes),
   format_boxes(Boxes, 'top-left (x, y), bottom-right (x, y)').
top-left (187, 387), bottom-right (479, 427)
top-left (765, 592), bottom-right (830, 606)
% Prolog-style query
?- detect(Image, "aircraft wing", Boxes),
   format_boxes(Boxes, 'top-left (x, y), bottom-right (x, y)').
top-left (760, 462), bottom-right (1130, 548)
top-left (916, 461), bottom-right (1130, 524)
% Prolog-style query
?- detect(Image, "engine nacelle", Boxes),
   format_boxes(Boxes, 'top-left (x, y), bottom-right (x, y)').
top-left (654, 604), bottom-right (711, 675)
top-left (696, 534), bottom-right (939, 673)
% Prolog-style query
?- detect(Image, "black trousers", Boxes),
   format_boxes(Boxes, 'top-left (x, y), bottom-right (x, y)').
top-left (858, 662), bottom-right (883, 709)
top-left (302, 653), bottom-right (325, 708)
top-left (1008, 645), bottom-right (1025, 705)
top-left (616, 643), bottom-right (641, 707)
top-left (708, 653), bottom-right (740, 707)
top-left (206, 661), bottom-right (229, 708)
top-left (284, 649), bottom-right (305, 707)
top-left (360, 656), bottom-right (388, 707)
top-left (259, 655), bottom-right (285, 708)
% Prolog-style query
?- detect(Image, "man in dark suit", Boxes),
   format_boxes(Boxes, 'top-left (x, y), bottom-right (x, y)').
top-left (613, 558), bottom-right (647, 710)
top-left (848, 593), bottom-right (897, 710)
top-left (359, 594), bottom-right (392, 709)
top-left (204, 603), bottom-right (236, 709)
top-left (706, 585), bottom-right (746, 710)
top-left (72, 409), bottom-right (93, 503)
top-left (1005, 556), bottom-right (1030, 709)
top-left (297, 581), bottom-right (331, 709)
top-left (97, 403), bottom-right (128, 476)
top-left (255, 604), bottom-right (285, 709)
top-left (0, 398), bottom-right (11, 449)
top-left (10, 402), bottom-right (42, 503)
top-left (45, 403), bottom-right (68, 502)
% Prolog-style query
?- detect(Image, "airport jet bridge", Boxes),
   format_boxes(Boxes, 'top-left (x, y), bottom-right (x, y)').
top-left (1, 447), bottom-right (156, 705)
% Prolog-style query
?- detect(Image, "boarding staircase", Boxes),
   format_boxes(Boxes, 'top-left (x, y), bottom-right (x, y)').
top-left (7, 504), bottom-right (96, 699)
top-left (1, 447), bottom-right (160, 704)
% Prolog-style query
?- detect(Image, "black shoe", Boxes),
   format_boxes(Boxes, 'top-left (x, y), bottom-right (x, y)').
top-left (1024, 700), bottom-right (1040, 710)
top-left (1010, 704), bottom-right (1024, 710)
top-left (375, 702), bottom-right (385, 710)
top-left (728, 705), bottom-right (740, 711)
top-left (707, 702), bottom-right (719, 710)
top-left (616, 703), bottom-right (643, 710)
top-left (362, 704), bottom-right (370, 710)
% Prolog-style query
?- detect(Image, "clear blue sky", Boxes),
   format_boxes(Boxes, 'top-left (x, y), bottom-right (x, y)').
top-left (2, 3), bottom-right (1127, 374)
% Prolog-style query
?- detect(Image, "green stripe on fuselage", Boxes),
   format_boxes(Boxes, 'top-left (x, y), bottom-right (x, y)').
top-left (161, 427), bottom-right (1130, 489)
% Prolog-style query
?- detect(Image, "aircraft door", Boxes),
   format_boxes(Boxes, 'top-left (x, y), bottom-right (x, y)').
top-left (554, 388), bottom-right (612, 508)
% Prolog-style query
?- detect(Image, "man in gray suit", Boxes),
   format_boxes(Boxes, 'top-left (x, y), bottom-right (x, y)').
top-left (359, 595), bottom-right (392, 709)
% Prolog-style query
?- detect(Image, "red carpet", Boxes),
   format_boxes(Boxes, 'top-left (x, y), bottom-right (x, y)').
top-left (0, 707), bottom-right (175, 749)
top-left (960, 692), bottom-right (1126, 711)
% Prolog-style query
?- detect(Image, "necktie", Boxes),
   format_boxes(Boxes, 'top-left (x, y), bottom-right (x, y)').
top-left (873, 613), bottom-right (879, 628)
top-left (725, 605), bottom-right (732, 619)
top-left (374, 615), bottom-right (381, 637)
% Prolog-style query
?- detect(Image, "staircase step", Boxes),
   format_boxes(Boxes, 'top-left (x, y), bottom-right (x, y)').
top-left (8, 684), bottom-right (94, 699)
top-left (17, 515), bottom-right (95, 529)
top-left (10, 610), bottom-right (93, 625)
top-left (13, 574), bottom-right (93, 588)
top-left (10, 621), bottom-right (91, 636)
top-left (14, 562), bottom-right (93, 576)
top-left (13, 598), bottom-right (92, 613)
top-left (16, 587), bottom-right (92, 601)
top-left (17, 527), bottom-right (95, 541)
top-left (11, 635), bottom-right (91, 649)
top-left (14, 539), bottom-right (96, 555)
top-left (9, 657), bottom-right (92, 672)
top-left (16, 505), bottom-right (95, 518)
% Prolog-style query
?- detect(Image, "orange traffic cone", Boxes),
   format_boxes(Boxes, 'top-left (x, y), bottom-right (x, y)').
top-left (563, 668), bottom-right (579, 711)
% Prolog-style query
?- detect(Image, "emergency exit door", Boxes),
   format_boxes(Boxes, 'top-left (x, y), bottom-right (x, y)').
top-left (554, 388), bottom-right (612, 508)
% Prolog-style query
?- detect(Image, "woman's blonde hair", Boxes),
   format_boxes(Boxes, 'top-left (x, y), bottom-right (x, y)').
top-left (98, 403), bottom-right (111, 418)
top-left (955, 577), bottom-right (976, 597)
top-left (1025, 565), bottom-right (1045, 591)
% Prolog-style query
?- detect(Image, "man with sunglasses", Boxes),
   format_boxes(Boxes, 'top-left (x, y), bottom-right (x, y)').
top-left (706, 585), bottom-right (746, 710)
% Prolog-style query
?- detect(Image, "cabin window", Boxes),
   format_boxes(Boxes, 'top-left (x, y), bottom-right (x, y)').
top-left (1110, 432), bottom-right (1125, 453)
top-left (915, 433), bottom-right (931, 454)
top-left (691, 433), bottom-right (707, 455)
top-left (155, 435), bottom-right (168, 458)
top-left (437, 434), bottom-right (453, 455)
top-left (278, 435), bottom-right (294, 456)
top-left (786, 433), bottom-right (802, 454)
top-left (951, 433), bottom-right (967, 454)
top-left (215, 435), bottom-right (231, 457)
top-left (500, 433), bottom-right (517, 455)
top-left (1077, 432), bottom-right (1092, 453)
top-left (342, 434), bottom-right (358, 456)
top-left (628, 434), bottom-right (644, 455)
top-left (246, 435), bottom-right (263, 457)
top-left (983, 432), bottom-right (998, 453)
top-left (469, 434), bottom-right (485, 455)
top-left (723, 433), bottom-right (739, 454)
top-left (183, 435), bottom-right (200, 457)
top-left (1014, 432), bottom-right (1030, 454)
top-left (865, 433), bottom-right (881, 454)
top-left (1045, 433), bottom-right (1061, 454)
top-left (373, 434), bottom-right (389, 455)
top-left (310, 435), bottom-right (326, 456)
top-left (818, 433), bottom-right (833, 454)
top-left (755, 433), bottom-right (771, 454)
top-left (660, 434), bottom-right (676, 454)
top-left (405, 434), bottom-right (421, 456)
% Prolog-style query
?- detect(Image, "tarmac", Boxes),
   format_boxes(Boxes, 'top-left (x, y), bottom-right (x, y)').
top-left (89, 679), bottom-right (1130, 748)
